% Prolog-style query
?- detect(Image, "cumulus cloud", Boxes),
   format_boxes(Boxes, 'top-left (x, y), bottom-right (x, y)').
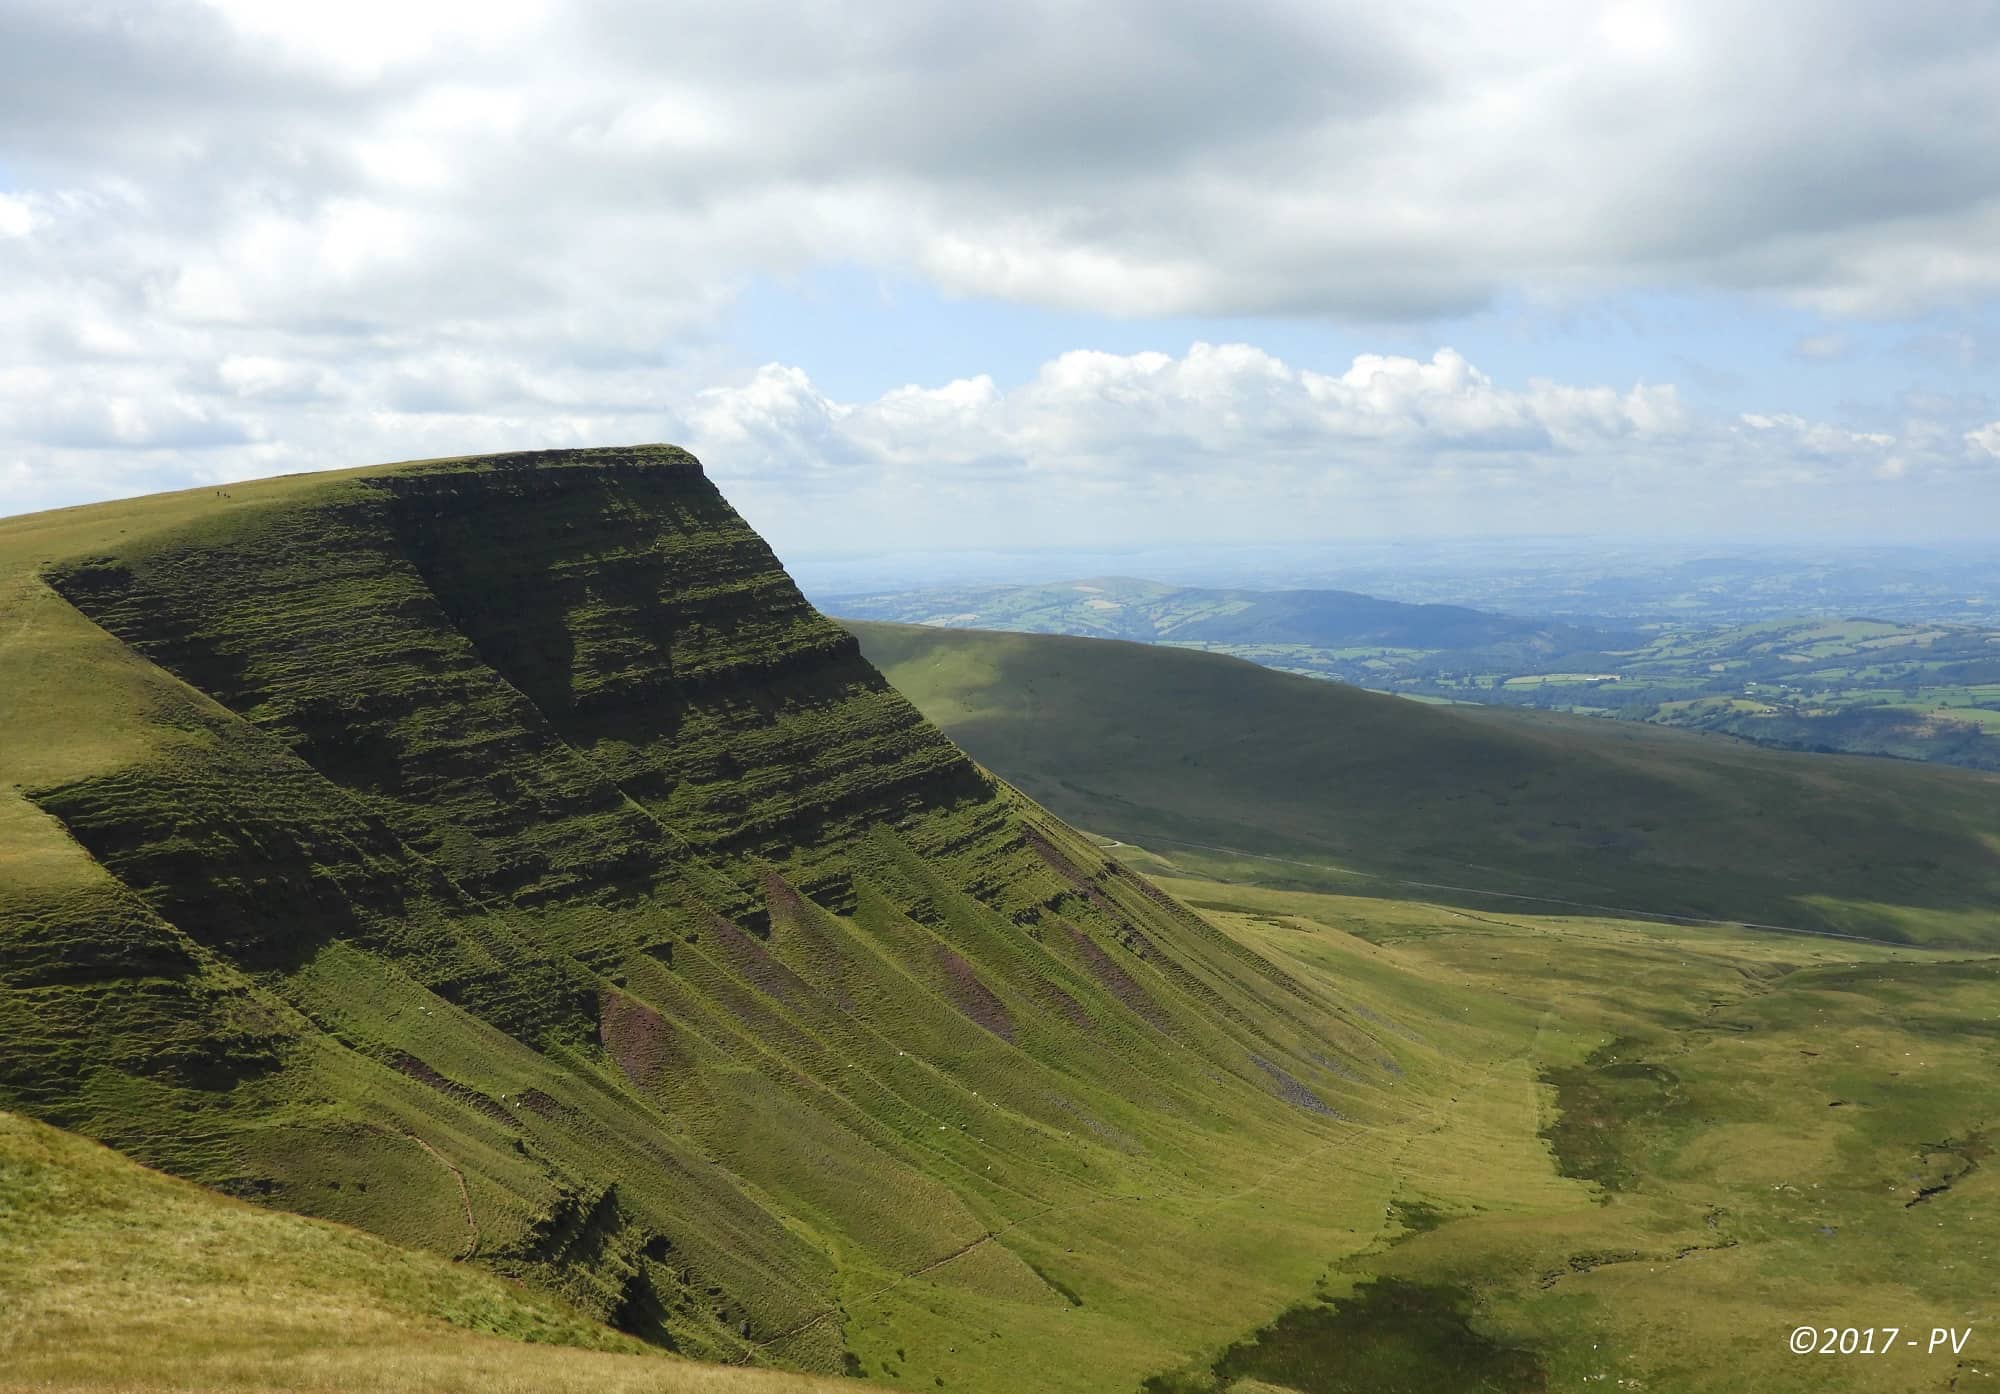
top-left (1737, 413), bottom-right (1894, 455)
top-left (667, 343), bottom-right (1984, 549)
top-left (689, 344), bottom-right (1693, 488)
top-left (0, 332), bottom-right (1984, 544)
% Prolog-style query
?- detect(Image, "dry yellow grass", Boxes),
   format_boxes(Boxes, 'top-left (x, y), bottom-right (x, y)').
top-left (0, 1112), bottom-right (840, 1394)
top-left (2, 1344), bottom-right (855, 1394)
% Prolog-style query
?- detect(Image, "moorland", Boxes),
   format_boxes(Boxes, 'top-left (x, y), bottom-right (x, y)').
top-left (1, 448), bottom-right (1995, 1394)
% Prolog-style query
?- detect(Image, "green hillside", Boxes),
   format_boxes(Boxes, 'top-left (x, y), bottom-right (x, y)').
top-left (849, 622), bottom-right (2000, 945)
top-left (826, 580), bottom-right (2000, 772)
top-left (15, 879), bottom-right (1998, 1394)
top-left (0, 447), bottom-right (1445, 1391)
top-left (0, 1108), bottom-right (849, 1394)
top-left (2, 455), bottom-right (1995, 1394)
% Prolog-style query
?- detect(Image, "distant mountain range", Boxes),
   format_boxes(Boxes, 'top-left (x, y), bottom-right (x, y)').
top-left (824, 576), bottom-right (1628, 656)
top-left (793, 541), bottom-right (2000, 627)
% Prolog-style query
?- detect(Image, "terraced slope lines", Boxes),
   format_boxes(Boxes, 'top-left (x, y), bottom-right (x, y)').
top-left (0, 447), bottom-right (1390, 1384)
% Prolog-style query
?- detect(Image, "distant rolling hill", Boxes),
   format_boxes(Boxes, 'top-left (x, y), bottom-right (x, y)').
top-left (825, 575), bottom-right (1622, 653)
top-left (828, 579), bottom-right (2000, 775)
top-left (848, 621), bottom-right (2000, 946)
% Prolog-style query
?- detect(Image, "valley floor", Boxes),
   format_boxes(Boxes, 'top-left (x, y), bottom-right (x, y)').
top-left (9, 845), bottom-right (1995, 1394)
top-left (1134, 854), bottom-right (1999, 1394)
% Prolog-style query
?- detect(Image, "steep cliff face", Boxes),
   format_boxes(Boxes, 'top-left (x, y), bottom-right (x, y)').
top-left (1, 447), bottom-right (1394, 1371)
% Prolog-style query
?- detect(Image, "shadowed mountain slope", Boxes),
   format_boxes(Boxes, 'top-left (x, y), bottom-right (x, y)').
top-left (0, 448), bottom-right (1395, 1381)
top-left (849, 621), bottom-right (2000, 945)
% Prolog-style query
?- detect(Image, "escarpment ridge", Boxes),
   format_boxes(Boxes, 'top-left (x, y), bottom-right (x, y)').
top-left (0, 447), bottom-right (1396, 1374)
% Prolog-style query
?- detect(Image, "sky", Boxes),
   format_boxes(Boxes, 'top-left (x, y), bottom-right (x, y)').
top-left (3, 0), bottom-right (1998, 560)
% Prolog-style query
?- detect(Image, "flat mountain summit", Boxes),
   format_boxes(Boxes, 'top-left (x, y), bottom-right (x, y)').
top-left (0, 447), bottom-right (1386, 1376)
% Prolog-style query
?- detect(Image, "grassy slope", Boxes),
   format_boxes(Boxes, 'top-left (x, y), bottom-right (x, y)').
top-left (0, 1109), bottom-right (851, 1394)
top-left (849, 621), bottom-right (2000, 944)
top-left (10, 859), bottom-right (1997, 1394)
top-left (0, 449), bottom-right (1456, 1391)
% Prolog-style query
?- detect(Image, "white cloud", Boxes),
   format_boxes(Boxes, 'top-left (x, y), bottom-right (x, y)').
top-left (662, 343), bottom-right (1983, 548)
top-left (0, 194), bottom-right (38, 239)
top-left (688, 344), bottom-right (1693, 493)
top-left (1794, 333), bottom-right (1850, 361)
top-left (0, 336), bottom-right (1983, 544)
top-left (1739, 413), bottom-right (1895, 455)
top-left (1, 0), bottom-right (1997, 540)
top-left (195, 0), bottom-right (549, 76)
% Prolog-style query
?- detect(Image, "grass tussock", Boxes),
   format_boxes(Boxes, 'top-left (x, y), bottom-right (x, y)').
top-left (0, 1110), bottom-right (851, 1393)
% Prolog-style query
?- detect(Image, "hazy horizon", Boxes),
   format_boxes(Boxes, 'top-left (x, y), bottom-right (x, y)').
top-left (786, 535), bottom-right (2000, 624)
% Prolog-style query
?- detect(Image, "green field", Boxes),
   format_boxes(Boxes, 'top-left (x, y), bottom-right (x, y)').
top-left (1463, 617), bottom-right (2000, 770)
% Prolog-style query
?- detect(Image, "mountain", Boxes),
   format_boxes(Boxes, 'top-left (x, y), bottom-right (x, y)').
top-left (7, 451), bottom-right (1998, 1394)
top-left (848, 621), bottom-right (2000, 946)
top-left (824, 576), bottom-right (1622, 653)
top-left (0, 447), bottom-right (1400, 1389)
